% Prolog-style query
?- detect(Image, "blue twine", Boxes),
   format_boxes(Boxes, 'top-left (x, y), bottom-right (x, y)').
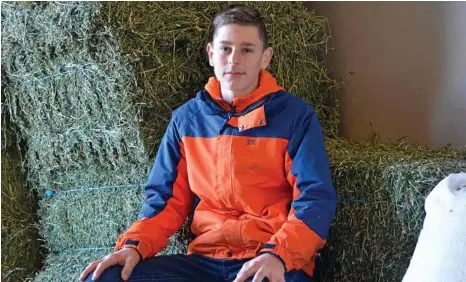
top-left (44, 190), bottom-right (56, 197)
top-left (15, 65), bottom-right (94, 87)
top-left (15, 8), bottom-right (28, 16)
top-left (44, 183), bottom-right (145, 197)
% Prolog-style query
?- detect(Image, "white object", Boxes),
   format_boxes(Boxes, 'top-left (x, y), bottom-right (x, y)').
top-left (402, 172), bottom-right (466, 282)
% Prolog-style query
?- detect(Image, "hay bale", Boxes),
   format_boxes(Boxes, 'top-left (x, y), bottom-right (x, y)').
top-left (40, 184), bottom-right (192, 255)
top-left (1, 110), bottom-right (44, 281)
top-left (39, 186), bottom-right (144, 254)
top-left (1, 147), bottom-right (44, 282)
top-left (1, 2), bottom-right (152, 281)
top-left (385, 159), bottom-right (466, 271)
top-left (2, 1), bottom-right (150, 193)
top-left (102, 2), bottom-right (339, 155)
top-left (319, 138), bottom-right (466, 282)
top-left (33, 249), bottom-right (110, 282)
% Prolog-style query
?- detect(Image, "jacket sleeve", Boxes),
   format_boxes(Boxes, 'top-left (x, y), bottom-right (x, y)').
top-left (258, 105), bottom-right (337, 271)
top-left (114, 114), bottom-right (193, 259)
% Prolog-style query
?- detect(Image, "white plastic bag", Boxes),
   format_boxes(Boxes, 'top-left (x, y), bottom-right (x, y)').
top-left (402, 173), bottom-right (466, 282)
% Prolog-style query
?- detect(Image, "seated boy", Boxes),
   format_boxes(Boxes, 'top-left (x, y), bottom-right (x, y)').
top-left (80, 5), bottom-right (337, 282)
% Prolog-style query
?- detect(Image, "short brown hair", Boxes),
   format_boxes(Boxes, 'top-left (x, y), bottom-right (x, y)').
top-left (212, 5), bottom-right (269, 48)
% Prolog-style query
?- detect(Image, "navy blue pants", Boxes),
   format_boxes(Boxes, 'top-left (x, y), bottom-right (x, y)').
top-left (84, 253), bottom-right (311, 282)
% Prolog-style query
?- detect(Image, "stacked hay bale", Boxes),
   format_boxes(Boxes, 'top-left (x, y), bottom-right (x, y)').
top-left (320, 139), bottom-right (465, 282)
top-left (1, 2), bottom-right (187, 281)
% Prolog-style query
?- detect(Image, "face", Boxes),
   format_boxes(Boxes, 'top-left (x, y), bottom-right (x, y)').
top-left (207, 24), bottom-right (273, 97)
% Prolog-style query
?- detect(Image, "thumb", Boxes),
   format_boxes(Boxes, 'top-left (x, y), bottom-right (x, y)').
top-left (121, 258), bottom-right (137, 281)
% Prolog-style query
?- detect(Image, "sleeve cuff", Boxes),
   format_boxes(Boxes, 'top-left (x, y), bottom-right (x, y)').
top-left (114, 235), bottom-right (150, 260)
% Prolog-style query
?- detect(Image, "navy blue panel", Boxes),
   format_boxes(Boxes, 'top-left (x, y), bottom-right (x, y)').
top-left (287, 109), bottom-right (338, 239)
top-left (138, 117), bottom-right (184, 220)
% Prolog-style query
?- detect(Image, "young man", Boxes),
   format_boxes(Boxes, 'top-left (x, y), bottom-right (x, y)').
top-left (80, 5), bottom-right (337, 282)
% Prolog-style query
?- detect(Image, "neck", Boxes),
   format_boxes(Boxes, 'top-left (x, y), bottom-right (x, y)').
top-left (221, 79), bottom-right (259, 104)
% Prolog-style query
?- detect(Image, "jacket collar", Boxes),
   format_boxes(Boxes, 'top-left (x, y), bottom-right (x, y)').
top-left (204, 69), bottom-right (283, 113)
top-left (197, 92), bottom-right (272, 133)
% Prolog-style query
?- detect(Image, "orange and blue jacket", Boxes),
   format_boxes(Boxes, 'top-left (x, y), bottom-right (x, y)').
top-left (115, 70), bottom-right (338, 276)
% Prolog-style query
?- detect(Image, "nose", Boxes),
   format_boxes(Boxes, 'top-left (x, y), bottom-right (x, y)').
top-left (228, 49), bottom-right (240, 65)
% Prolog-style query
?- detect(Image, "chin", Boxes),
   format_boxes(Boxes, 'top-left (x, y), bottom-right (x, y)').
top-left (222, 82), bottom-right (243, 92)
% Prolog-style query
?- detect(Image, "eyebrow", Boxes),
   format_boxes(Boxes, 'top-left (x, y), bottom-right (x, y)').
top-left (218, 40), bottom-right (256, 47)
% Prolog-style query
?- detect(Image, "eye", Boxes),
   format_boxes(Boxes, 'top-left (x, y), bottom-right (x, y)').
top-left (220, 46), bottom-right (231, 52)
top-left (243, 48), bottom-right (254, 53)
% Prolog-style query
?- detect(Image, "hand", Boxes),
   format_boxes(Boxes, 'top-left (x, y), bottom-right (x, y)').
top-left (233, 253), bottom-right (285, 282)
top-left (79, 247), bottom-right (141, 281)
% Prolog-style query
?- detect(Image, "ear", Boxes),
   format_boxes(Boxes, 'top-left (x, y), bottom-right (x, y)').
top-left (206, 43), bottom-right (214, 67)
top-left (261, 47), bottom-right (273, 69)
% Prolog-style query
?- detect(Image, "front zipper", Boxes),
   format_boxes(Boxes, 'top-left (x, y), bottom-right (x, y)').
top-left (231, 105), bottom-right (240, 117)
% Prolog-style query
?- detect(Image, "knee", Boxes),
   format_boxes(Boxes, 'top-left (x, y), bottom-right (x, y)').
top-left (82, 265), bottom-right (123, 282)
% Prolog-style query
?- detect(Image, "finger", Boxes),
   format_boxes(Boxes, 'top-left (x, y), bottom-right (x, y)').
top-left (92, 256), bottom-right (117, 281)
top-left (79, 260), bottom-right (101, 281)
top-left (121, 256), bottom-right (138, 281)
top-left (251, 270), bottom-right (266, 282)
top-left (234, 263), bottom-right (259, 282)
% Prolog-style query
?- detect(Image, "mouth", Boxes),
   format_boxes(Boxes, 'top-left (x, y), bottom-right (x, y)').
top-left (224, 71), bottom-right (245, 76)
